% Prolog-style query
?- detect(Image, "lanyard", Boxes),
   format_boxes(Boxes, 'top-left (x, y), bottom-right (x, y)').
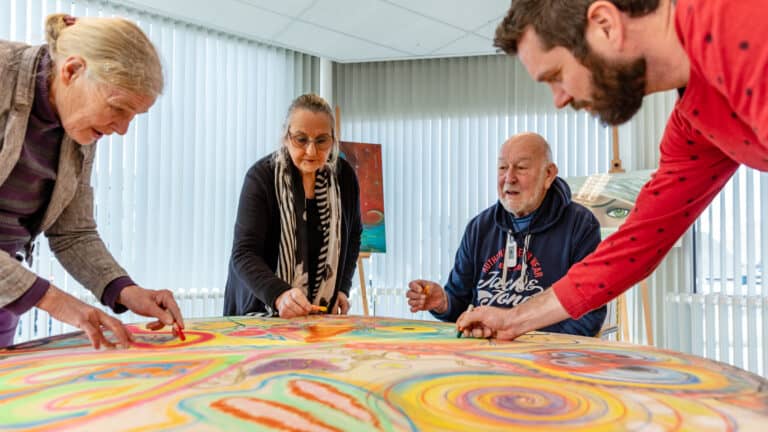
top-left (501, 231), bottom-right (530, 290)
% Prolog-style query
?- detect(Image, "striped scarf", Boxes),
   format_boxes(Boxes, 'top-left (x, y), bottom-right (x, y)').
top-left (275, 156), bottom-right (341, 310)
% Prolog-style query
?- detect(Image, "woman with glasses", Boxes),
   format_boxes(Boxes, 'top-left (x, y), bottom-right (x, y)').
top-left (224, 94), bottom-right (362, 318)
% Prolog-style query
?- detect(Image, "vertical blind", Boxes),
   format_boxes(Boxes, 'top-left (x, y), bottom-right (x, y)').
top-left (697, 169), bottom-right (768, 298)
top-left (1, 0), bottom-right (319, 301)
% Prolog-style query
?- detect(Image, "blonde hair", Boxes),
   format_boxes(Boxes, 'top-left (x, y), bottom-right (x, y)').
top-left (277, 93), bottom-right (339, 170)
top-left (45, 13), bottom-right (163, 97)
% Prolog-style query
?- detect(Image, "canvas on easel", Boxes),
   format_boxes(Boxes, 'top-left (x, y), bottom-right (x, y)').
top-left (564, 127), bottom-right (655, 344)
top-left (339, 141), bottom-right (386, 254)
top-left (334, 106), bottom-right (387, 316)
top-left (565, 169), bottom-right (654, 341)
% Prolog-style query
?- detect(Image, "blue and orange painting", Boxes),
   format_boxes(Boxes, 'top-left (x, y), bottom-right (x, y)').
top-left (340, 141), bottom-right (386, 253)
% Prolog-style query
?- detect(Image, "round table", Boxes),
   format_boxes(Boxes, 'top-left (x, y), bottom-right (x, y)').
top-left (1, 315), bottom-right (766, 431)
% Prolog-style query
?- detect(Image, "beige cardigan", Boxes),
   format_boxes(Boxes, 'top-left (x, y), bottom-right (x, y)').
top-left (0, 40), bottom-right (129, 308)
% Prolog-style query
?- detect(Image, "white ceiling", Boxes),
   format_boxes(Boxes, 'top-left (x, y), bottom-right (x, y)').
top-left (120, 0), bottom-right (511, 63)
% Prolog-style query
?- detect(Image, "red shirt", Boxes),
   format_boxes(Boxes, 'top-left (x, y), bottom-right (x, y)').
top-left (553, 0), bottom-right (768, 318)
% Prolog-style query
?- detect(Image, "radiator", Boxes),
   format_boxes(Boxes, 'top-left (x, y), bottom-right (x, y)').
top-left (14, 288), bottom-right (226, 345)
top-left (665, 293), bottom-right (767, 377)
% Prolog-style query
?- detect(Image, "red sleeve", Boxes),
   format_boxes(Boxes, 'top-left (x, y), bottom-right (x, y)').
top-left (552, 108), bottom-right (739, 318)
top-left (677, 0), bottom-right (768, 145)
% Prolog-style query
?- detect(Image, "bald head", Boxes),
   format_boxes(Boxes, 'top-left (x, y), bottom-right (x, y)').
top-left (501, 132), bottom-right (553, 164)
top-left (497, 132), bottom-right (558, 217)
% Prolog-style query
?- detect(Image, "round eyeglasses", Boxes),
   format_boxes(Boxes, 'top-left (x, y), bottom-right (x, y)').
top-left (287, 128), bottom-right (334, 150)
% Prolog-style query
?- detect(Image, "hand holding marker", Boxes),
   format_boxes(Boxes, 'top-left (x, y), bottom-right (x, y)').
top-left (457, 304), bottom-right (474, 338)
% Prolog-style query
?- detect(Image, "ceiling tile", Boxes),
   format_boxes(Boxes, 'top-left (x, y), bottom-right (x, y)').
top-left (385, 0), bottom-right (510, 31)
top-left (124, 0), bottom-right (291, 40)
top-left (234, 0), bottom-right (315, 17)
top-left (431, 33), bottom-right (498, 57)
top-left (277, 20), bottom-right (406, 62)
top-left (475, 17), bottom-right (503, 40)
top-left (121, 0), bottom-right (512, 62)
top-left (300, 0), bottom-right (465, 55)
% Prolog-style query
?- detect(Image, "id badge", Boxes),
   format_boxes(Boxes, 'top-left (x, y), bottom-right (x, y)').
top-left (504, 232), bottom-right (517, 269)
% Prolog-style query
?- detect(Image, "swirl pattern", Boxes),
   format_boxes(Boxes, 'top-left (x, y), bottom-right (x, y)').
top-left (0, 316), bottom-right (765, 431)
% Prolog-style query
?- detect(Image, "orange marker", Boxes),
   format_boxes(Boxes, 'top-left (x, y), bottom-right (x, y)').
top-left (423, 284), bottom-right (430, 296)
top-left (175, 323), bottom-right (186, 341)
top-left (311, 305), bottom-right (328, 313)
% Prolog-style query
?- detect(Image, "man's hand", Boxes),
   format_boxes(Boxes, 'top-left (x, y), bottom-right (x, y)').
top-left (406, 280), bottom-right (447, 313)
top-left (275, 288), bottom-right (313, 318)
top-left (118, 285), bottom-right (184, 332)
top-left (456, 289), bottom-right (570, 340)
top-left (456, 305), bottom-right (518, 339)
top-left (37, 285), bottom-right (132, 349)
top-left (333, 292), bottom-right (350, 315)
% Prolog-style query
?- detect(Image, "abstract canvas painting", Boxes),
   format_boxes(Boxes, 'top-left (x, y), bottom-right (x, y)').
top-left (340, 141), bottom-right (386, 252)
top-left (1, 315), bottom-right (766, 431)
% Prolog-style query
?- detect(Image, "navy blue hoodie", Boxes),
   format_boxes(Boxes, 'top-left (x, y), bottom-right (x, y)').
top-left (432, 177), bottom-right (607, 336)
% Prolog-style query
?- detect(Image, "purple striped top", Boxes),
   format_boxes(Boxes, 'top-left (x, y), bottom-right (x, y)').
top-left (0, 48), bottom-right (61, 256)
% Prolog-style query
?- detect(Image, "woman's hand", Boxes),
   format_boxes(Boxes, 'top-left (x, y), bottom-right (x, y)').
top-left (36, 285), bottom-right (133, 349)
top-left (332, 292), bottom-right (350, 315)
top-left (275, 288), bottom-right (313, 318)
top-left (118, 285), bottom-right (184, 332)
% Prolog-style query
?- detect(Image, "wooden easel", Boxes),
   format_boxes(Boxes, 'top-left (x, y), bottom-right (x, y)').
top-left (336, 106), bottom-right (372, 316)
top-left (609, 126), bottom-right (653, 345)
top-left (357, 252), bottom-right (371, 316)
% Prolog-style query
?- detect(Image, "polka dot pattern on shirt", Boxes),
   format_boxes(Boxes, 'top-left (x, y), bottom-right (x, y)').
top-left (551, 0), bottom-right (768, 319)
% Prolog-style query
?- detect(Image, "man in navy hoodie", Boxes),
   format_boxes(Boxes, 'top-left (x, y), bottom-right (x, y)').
top-left (407, 132), bottom-right (606, 336)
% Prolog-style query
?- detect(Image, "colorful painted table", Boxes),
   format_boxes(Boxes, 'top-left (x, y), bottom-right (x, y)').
top-left (1, 316), bottom-right (766, 431)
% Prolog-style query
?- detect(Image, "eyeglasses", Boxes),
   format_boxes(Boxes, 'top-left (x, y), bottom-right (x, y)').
top-left (287, 128), bottom-right (334, 150)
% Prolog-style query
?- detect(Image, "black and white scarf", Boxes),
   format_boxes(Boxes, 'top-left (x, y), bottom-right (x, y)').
top-left (275, 154), bottom-right (341, 309)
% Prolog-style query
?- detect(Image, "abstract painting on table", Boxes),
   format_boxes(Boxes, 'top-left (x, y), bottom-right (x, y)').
top-left (1, 316), bottom-right (766, 431)
top-left (340, 141), bottom-right (386, 253)
top-left (565, 170), bottom-right (653, 238)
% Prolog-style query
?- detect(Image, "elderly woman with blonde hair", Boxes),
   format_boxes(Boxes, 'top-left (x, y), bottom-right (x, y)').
top-left (0, 14), bottom-right (184, 348)
top-left (224, 94), bottom-right (362, 318)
